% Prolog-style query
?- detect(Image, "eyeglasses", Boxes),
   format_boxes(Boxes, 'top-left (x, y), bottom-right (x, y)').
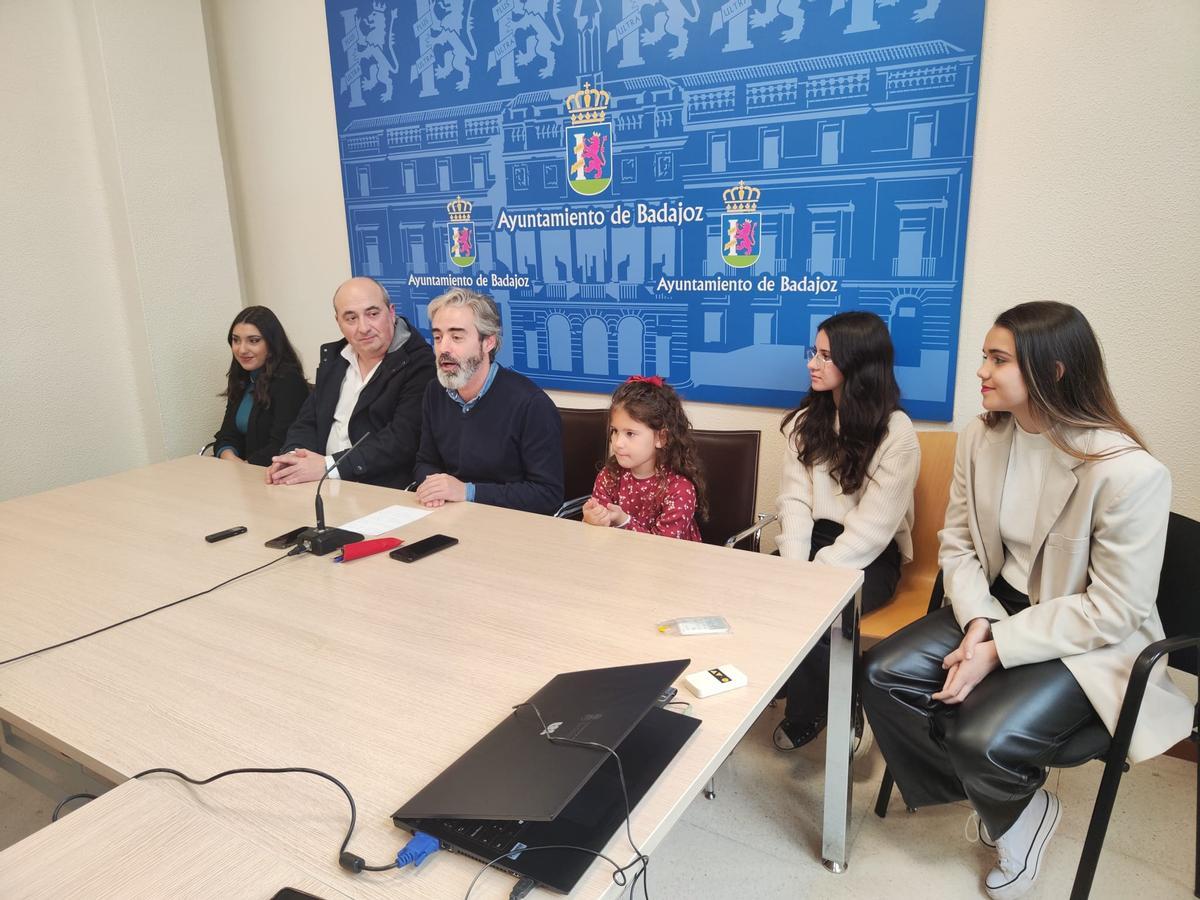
top-left (805, 347), bottom-right (834, 369)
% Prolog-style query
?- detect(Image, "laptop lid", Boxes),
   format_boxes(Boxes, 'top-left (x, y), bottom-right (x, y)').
top-left (394, 704), bottom-right (701, 894)
top-left (393, 659), bottom-right (689, 821)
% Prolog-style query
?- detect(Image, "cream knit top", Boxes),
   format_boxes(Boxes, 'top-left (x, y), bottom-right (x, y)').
top-left (776, 410), bottom-right (921, 568)
top-left (997, 419), bottom-right (1053, 594)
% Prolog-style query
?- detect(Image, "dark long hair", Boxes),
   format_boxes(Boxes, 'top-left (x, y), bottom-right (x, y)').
top-left (986, 302), bottom-right (1146, 459)
top-left (601, 378), bottom-right (708, 521)
top-left (780, 311), bottom-right (901, 494)
top-left (220, 306), bottom-right (304, 409)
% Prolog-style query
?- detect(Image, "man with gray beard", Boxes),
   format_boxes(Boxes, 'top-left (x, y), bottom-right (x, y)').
top-left (412, 288), bottom-right (563, 514)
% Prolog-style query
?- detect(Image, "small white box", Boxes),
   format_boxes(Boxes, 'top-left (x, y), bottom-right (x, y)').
top-left (683, 664), bottom-right (748, 699)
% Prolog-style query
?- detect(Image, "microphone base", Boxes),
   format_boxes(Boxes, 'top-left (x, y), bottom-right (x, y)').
top-left (298, 527), bottom-right (364, 556)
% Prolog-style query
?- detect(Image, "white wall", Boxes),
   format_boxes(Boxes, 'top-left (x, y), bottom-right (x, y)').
top-left (87, 0), bottom-right (244, 457)
top-left (953, 0), bottom-right (1200, 515)
top-left (0, 0), bottom-right (242, 501)
top-left (0, 0), bottom-right (153, 501)
top-left (204, 0), bottom-right (1200, 521)
top-left (202, 0), bottom-right (350, 369)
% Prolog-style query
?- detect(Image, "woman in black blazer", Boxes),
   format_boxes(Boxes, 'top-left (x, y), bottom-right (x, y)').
top-left (213, 306), bottom-right (309, 467)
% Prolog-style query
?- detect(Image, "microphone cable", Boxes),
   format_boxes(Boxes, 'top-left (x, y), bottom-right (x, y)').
top-left (51, 764), bottom-right (397, 873)
top-left (0, 547), bottom-right (303, 669)
top-left (4, 433), bottom-right (374, 670)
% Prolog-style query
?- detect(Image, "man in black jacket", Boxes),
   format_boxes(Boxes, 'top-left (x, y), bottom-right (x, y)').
top-left (266, 277), bottom-right (434, 489)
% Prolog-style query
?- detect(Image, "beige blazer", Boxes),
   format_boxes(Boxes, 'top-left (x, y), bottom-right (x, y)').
top-left (939, 416), bottom-right (1191, 763)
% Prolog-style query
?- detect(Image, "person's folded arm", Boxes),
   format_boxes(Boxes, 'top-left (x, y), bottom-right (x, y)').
top-left (248, 371), bottom-right (309, 467)
top-left (815, 432), bottom-right (920, 570)
top-left (776, 438), bottom-right (815, 561)
top-left (622, 477), bottom-right (697, 539)
top-left (590, 469), bottom-right (615, 507)
top-left (213, 390), bottom-right (244, 459)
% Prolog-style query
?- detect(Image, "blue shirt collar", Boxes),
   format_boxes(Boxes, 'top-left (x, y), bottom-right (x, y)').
top-left (448, 361), bottom-right (499, 413)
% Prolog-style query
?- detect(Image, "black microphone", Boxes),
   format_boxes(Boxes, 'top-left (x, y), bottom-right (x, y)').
top-left (297, 431), bottom-right (372, 556)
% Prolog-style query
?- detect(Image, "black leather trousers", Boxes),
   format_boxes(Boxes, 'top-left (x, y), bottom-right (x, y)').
top-left (783, 520), bottom-right (901, 724)
top-left (861, 583), bottom-right (1101, 838)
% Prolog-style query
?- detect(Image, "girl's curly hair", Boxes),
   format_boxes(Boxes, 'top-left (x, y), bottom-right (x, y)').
top-left (600, 378), bottom-right (708, 521)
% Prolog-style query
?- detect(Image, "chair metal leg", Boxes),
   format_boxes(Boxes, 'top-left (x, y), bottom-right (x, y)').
top-left (1070, 752), bottom-right (1130, 900)
top-left (704, 775), bottom-right (716, 800)
top-left (821, 586), bottom-right (861, 873)
top-left (874, 769), bottom-right (894, 818)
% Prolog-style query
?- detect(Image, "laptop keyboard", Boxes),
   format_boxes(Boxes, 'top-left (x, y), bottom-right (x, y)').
top-left (416, 818), bottom-right (525, 853)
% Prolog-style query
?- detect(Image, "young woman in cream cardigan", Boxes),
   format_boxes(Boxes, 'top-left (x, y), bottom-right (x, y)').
top-left (774, 311), bottom-right (920, 750)
top-left (862, 302), bottom-right (1190, 899)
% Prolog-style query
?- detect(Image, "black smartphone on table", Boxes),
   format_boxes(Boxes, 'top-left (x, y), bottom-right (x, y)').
top-left (389, 534), bottom-right (458, 563)
top-left (264, 526), bottom-right (307, 549)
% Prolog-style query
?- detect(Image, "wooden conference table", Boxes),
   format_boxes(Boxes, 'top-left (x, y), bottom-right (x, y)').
top-left (0, 457), bottom-right (862, 898)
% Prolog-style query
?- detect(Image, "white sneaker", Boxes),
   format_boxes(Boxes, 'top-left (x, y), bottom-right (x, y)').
top-left (984, 789), bottom-right (1061, 899)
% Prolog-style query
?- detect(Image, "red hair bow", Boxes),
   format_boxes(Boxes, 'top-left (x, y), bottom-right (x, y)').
top-left (626, 375), bottom-right (665, 387)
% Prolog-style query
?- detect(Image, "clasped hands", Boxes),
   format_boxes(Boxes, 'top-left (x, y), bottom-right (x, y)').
top-left (265, 448), bottom-right (328, 485)
top-left (581, 498), bottom-right (630, 528)
top-left (414, 473), bottom-right (467, 508)
top-left (931, 617), bottom-right (999, 705)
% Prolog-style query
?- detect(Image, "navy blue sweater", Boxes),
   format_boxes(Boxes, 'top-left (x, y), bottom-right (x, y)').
top-left (413, 367), bottom-right (564, 515)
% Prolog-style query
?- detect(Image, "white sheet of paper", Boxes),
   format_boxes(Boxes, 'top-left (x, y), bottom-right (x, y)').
top-left (338, 505), bottom-right (432, 536)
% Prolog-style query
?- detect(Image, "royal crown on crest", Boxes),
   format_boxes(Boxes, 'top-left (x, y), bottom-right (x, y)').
top-left (565, 82), bottom-right (611, 126)
top-left (723, 181), bottom-right (761, 214)
top-left (447, 196), bottom-right (473, 222)
top-left (372, 1), bottom-right (387, 12)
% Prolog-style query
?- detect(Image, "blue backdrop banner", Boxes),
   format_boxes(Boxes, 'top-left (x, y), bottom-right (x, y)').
top-left (325, 0), bottom-right (985, 420)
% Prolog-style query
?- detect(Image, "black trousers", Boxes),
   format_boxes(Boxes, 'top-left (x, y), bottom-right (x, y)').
top-left (861, 578), bottom-right (1102, 838)
top-left (783, 519), bottom-right (901, 723)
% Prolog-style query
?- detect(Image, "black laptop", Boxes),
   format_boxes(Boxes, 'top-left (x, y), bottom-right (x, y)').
top-left (392, 659), bottom-right (700, 894)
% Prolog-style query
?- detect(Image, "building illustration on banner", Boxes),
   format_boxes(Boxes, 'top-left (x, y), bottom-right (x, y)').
top-left (327, 0), bottom-right (984, 419)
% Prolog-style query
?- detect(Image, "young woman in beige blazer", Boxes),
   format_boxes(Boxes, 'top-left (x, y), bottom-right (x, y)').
top-left (862, 302), bottom-right (1190, 900)
top-left (774, 311), bottom-right (920, 750)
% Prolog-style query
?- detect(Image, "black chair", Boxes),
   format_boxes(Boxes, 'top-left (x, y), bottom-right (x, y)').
top-left (688, 429), bottom-right (776, 800)
top-left (198, 442), bottom-right (215, 456)
top-left (691, 428), bottom-right (776, 550)
top-left (874, 513), bottom-right (1200, 900)
top-left (554, 407), bottom-right (610, 519)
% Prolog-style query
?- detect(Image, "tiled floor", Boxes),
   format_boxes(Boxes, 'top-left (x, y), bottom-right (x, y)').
top-left (650, 707), bottom-right (1196, 899)
top-left (1, 705), bottom-right (1195, 898)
